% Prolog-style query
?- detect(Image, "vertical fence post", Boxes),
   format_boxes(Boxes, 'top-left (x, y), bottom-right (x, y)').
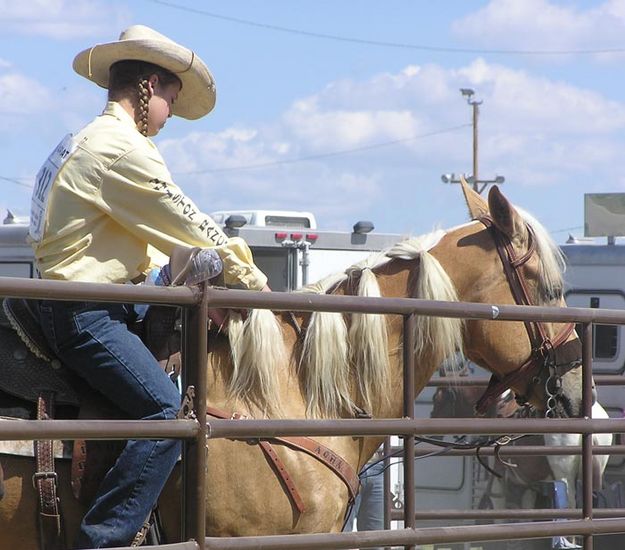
top-left (402, 313), bottom-right (416, 550)
top-left (181, 285), bottom-right (208, 549)
top-left (581, 322), bottom-right (594, 550)
top-left (383, 436), bottom-right (391, 550)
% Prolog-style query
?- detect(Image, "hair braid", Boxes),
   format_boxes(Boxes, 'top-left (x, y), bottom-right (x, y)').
top-left (108, 61), bottom-right (181, 136)
top-left (137, 78), bottom-right (150, 137)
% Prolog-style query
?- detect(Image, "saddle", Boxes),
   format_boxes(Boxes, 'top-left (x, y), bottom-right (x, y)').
top-left (0, 301), bottom-right (78, 407)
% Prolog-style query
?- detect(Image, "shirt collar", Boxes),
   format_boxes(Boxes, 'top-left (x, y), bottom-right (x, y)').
top-left (102, 101), bottom-right (140, 131)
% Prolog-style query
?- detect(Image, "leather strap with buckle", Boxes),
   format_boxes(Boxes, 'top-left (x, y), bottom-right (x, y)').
top-left (34, 391), bottom-right (65, 550)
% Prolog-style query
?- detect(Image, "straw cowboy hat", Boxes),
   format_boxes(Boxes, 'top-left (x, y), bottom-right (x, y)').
top-left (73, 24), bottom-right (216, 120)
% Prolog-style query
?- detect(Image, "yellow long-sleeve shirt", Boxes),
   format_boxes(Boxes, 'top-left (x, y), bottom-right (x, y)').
top-left (29, 101), bottom-right (267, 290)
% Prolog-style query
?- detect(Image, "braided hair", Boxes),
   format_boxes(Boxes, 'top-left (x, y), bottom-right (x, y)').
top-left (108, 60), bottom-right (181, 137)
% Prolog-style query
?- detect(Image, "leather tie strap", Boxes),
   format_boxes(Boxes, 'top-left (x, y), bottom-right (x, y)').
top-left (206, 406), bottom-right (360, 514)
top-left (34, 391), bottom-right (65, 550)
top-left (257, 439), bottom-right (306, 514)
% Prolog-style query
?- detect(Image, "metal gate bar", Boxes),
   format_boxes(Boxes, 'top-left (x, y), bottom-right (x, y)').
top-left (408, 508), bottom-right (625, 520)
top-left (206, 416), bottom-right (624, 437)
top-left (401, 313), bottom-right (416, 550)
top-left (181, 282), bottom-right (209, 549)
top-left (204, 518), bottom-right (625, 549)
top-left (409, 444), bottom-right (619, 456)
top-left (582, 321), bottom-right (595, 550)
top-left (2, 278), bottom-right (625, 548)
top-left (0, 419), bottom-right (197, 439)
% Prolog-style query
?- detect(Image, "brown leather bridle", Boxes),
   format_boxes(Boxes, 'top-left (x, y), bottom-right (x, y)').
top-left (474, 216), bottom-right (581, 416)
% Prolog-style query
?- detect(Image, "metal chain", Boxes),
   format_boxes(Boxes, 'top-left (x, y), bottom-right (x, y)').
top-left (545, 366), bottom-right (563, 418)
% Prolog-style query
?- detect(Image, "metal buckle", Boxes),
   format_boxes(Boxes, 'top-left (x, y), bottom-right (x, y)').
top-left (32, 471), bottom-right (58, 489)
top-left (177, 386), bottom-right (197, 420)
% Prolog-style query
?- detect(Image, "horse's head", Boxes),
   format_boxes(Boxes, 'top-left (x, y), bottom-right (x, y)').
top-left (434, 180), bottom-right (583, 418)
top-left (431, 386), bottom-right (478, 418)
top-left (431, 385), bottom-right (508, 419)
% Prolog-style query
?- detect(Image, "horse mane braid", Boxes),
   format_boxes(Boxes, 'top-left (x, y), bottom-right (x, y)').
top-left (224, 231), bottom-right (464, 419)
top-left (347, 266), bottom-right (390, 414)
top-left (226, 309), bottom-right (285, 416)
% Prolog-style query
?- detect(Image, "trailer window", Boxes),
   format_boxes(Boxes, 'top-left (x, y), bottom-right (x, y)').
top-left (575, 323), bottom-right (618, 360)
top-left (264, 215), bottom-right (311, 228)
top-left (594, 324), bottom-right (618, 359)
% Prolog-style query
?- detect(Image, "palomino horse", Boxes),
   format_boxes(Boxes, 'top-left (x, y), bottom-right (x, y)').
top-left (0, 182), bottom-right (585, 547)
top-left (431, 383), bottom-right (612, 550)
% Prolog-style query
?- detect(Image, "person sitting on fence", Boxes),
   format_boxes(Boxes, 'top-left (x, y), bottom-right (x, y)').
top-left (29, 24), bottom-right (269, 549)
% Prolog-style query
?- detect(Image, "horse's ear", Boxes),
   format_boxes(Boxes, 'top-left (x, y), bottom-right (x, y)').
top-left (488, 186), bottom-right (527, 243)
top-left (460, 175), bottom-right (489, 219)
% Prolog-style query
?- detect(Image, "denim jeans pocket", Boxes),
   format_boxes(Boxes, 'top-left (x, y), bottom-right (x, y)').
top-left (41, 301), bottom-right (97, 349)
top-left (38, 301), bottom-right (59, 354)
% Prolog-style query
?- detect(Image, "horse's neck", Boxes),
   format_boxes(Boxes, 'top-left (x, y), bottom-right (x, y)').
top-left (367, 265), bottom-right (441, 420)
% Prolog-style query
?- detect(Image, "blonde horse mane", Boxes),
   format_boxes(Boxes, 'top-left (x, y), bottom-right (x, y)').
top-left (227, 309), bottom-right (285, 415)
top-left (516, 207), bottom-right (566, 305)
top-left (298, 230), bottom-right (463, 417)
top-left (386, 237), bottom-right (464, 373)
top-left (224, 229), bottom-right (465, 418)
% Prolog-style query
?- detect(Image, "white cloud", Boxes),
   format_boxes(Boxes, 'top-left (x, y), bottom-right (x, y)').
top-left (158, 58), bottom-right (625, 230)
top-left (283, 103), bottom-right (419, 151)
top-left (0, 0), bottom-right (130, 39)
top-left (452, 0), bottom-right (625, 56)
top-left (456, 59), bottom-right (625, 134)
top-left (0, 72), bottom-right (51, 115)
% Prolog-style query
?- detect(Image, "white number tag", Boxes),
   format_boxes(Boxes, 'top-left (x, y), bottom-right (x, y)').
top-left (29, 134), bottom-right (78, 242)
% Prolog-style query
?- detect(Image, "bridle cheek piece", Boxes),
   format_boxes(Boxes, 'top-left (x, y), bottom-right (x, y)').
top-left (474, 216), bottom-right (580, 417)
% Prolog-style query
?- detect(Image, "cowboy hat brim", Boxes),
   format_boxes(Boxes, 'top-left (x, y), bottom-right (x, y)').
top-left (73, 31), bottom-right (216, 120)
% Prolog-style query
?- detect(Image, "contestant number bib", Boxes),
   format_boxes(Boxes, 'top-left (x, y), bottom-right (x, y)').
top-left (30, 134), bottom-right (78, 242)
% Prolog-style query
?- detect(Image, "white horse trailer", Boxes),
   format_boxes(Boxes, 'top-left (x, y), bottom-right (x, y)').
top-left (563, 243), bottom-right (625, 514)
top-left (0, 210), bottom-right (401, 291)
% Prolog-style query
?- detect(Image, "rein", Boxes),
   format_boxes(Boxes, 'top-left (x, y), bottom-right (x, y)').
top-left (474, 216), bottom-right (579, 416)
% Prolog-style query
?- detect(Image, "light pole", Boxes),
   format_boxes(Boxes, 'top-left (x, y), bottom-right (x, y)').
top-left (460, 88), bottom-right (482, 191)
top-left (441, 88), bottom-right (504, 194)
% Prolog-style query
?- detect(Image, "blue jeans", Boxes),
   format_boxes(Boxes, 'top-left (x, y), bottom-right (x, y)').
top-left (38, 301), bottom-right (181, 549)
top-left (343, 458), bottom-right (385, 549)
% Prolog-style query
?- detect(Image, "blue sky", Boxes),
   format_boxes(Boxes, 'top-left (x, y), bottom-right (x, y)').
top-left (3, 0), bottom-right (625, 242)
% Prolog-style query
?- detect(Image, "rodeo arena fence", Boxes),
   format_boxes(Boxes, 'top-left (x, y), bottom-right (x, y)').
top-left (2, 277), bottom-right (625, 550)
